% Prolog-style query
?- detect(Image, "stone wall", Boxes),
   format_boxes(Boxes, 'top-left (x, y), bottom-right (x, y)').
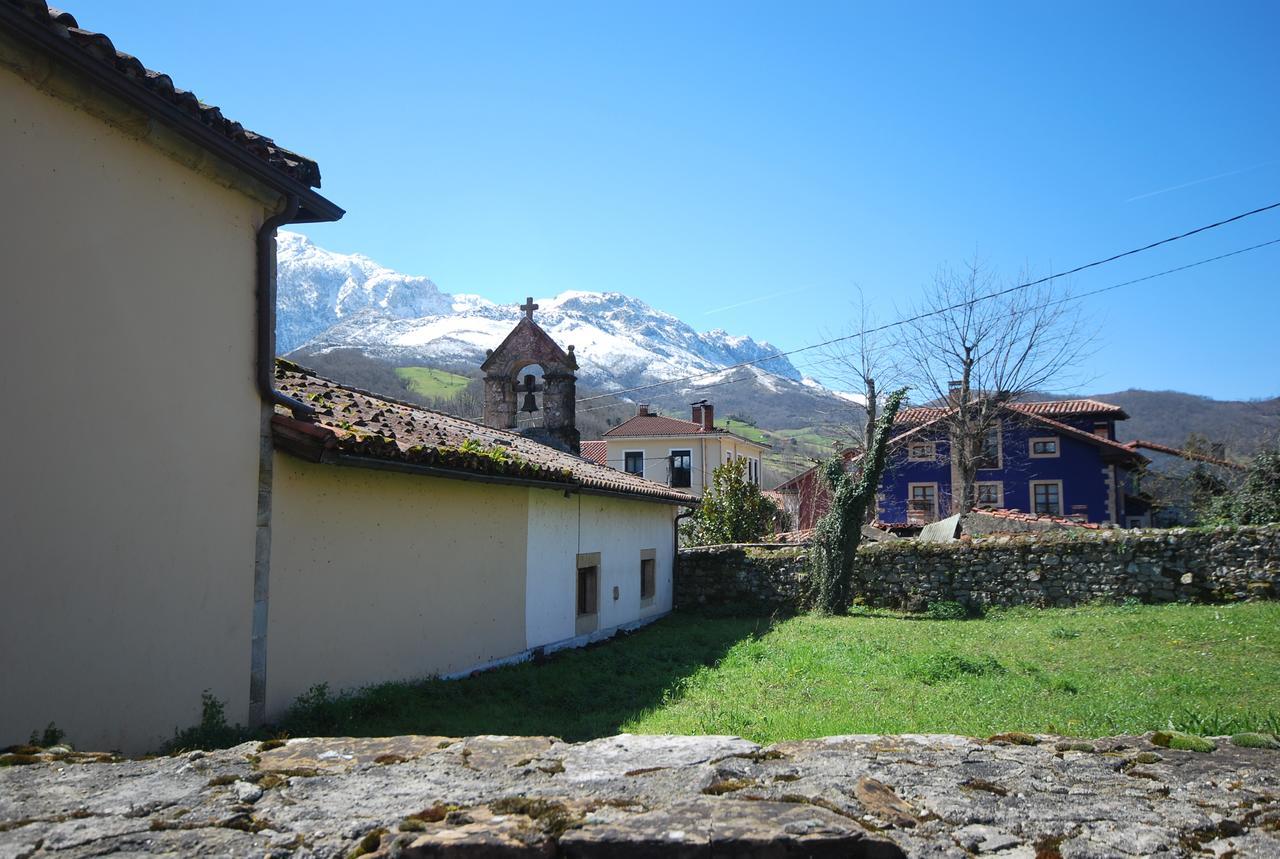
top-left (676, 525), bottom-right (1280, 613)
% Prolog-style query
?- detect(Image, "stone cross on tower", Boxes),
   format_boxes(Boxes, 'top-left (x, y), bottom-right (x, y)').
top-left (521, 297), bottom-right (538, 320)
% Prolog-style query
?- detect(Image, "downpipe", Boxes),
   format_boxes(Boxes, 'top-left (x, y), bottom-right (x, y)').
top-left (256, 194), bottom-right (314, 419)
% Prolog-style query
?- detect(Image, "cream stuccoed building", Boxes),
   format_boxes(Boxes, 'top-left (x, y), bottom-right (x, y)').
top-left (0, 2), bottom-right (693, 754)
top-left (583, 402), bottom-right (770, 496)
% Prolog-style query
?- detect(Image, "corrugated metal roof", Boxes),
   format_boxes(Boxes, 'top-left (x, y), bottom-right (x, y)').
top-left (273, 360), bottom-right (696, 505)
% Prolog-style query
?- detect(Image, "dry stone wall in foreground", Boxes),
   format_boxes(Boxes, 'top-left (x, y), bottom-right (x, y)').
top-left (3, 731), bottom-right (1279, 857)
top-left (677, 524), bottom-right (1280, 613)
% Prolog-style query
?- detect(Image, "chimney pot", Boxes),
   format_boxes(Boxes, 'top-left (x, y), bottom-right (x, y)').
top-left (637, 404), bottom-right (650, 416)
top-left (691, 403), bottom-right (703, 425)
top-left (702, 402), bottom-right (715, 432)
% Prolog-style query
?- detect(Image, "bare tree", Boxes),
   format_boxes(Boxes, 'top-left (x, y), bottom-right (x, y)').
top-left (896, 257), bottom-right (1094, 515)
top-left (818, 288), bottom-right (904, 455)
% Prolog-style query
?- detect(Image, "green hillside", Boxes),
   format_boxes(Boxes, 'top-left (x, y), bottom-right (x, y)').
top-left (395, 367), bottom-right (472, 399)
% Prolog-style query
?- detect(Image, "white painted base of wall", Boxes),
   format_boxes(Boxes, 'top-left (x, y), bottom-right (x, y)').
top-left (440, 611), bottom-right (672, 681)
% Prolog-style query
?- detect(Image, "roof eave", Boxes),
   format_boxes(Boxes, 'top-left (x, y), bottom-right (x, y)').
top-left (0, 4), bottom-right (343, 224)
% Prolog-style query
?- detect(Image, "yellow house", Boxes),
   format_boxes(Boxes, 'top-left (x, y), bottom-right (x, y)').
top-left (594, 401), bottom-right (770, 496)
top-left (0, 3), bottom-right (693, 753)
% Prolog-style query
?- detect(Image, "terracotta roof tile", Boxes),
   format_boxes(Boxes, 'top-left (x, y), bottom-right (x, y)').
top-left (580, 440), bottom-right (607, 465)
top-left (3, 1), bottom-right (323, 189)
top-left (896, 398), bottom-right (1127, 426)
top-left (605, 413), bottom-right (713, 437)
top-left (273, 360), bottom-right (696, 505)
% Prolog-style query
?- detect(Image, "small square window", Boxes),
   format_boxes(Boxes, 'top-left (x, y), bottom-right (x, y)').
top-left (974, 482), bottom-right (1003, 508)
top-left (624, 451), bottom-right (644, 476)
top-left (908, 441), bottom-right (936, 461)
top-left (1029, 437), bottom-right (1059, 458)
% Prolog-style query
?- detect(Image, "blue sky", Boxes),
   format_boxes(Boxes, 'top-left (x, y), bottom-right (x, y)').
top-left (72, 1), bottom-right (1280, 399)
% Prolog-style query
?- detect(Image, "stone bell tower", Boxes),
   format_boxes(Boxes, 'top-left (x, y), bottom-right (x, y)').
top-left (480, 297), bottom-right (580, 455)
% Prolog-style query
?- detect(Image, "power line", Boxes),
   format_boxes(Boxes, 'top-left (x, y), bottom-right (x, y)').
top-left (577, 205), bottom-right (1280, 405)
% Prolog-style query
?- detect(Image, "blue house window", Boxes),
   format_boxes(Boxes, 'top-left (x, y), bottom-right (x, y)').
top-left (976, 426), bottom-right (1002, 469)
top-left (1029, 437), bottom-right (1059, 458)
top-left (1031, 481), bottom-right (1062, 515)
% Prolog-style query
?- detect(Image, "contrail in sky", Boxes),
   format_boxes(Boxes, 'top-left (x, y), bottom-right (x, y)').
top-left (1125, 160), bottom-right (1276, 203)
top-left (704, 285), bottom-right (812, 315)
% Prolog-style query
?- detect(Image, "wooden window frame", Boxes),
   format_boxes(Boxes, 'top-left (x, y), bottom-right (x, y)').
top-left (1030, 480), bottom-right (1064, 516)
top-left (907, 482), bottom-right (940, 522)
top-left (623, 450), bottom-right (645, 478)
top-left (669, 449), bottom-right (692, 489)
top-left (974, 481), bottom-right (1004, 509)
top-left (976, 425), bottom-right (1003, 470)
top-left (907, 440), bottom-right (936, 462)
top-left (1028, 436), bottom-right (1060, 459)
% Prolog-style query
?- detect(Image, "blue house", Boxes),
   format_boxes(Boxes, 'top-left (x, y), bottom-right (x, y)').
top-left (875, 399), bottom-right (1151, 527)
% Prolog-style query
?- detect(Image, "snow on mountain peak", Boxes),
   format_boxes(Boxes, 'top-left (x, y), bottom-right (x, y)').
top-left (276, 234), bottom-right (805, 391)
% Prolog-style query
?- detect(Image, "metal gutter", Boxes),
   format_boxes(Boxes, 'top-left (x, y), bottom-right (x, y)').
top-left (256, 195), bottom-right (316, 420)
top-left (0, 4), bottom-right (344, 223)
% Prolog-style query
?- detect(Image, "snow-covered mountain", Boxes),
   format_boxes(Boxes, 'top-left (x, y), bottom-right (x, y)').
top-left (277, 231), bottom-right (809, 393)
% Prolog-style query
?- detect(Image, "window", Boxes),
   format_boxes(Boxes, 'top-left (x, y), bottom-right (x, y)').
top-left (640, 549), bottom-right (656, 603)
top-left (975, 425), bottom-right (1002, 469)
top-left (974, 482), bottom-right (1003, 508)
top-left (1029, 437), bottom-right (1059, 458)
top-left (670, 450), bottom-right (692, 488)
top-left (1031, 481), bottom-right (1062, 516)
top-left (577, 566), bottom-right (598, 616)
top-left (908, 483), bottom-right (938, 523)
top-left (908, 441), bottom-right (936, 461)
top-left (624, 451), bottom-right (644, 477)
top-left (575, 552), bottom-right (601, 636)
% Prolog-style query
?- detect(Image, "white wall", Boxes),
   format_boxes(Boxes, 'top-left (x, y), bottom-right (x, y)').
top-left (525, 490), bottom-right (675, 650)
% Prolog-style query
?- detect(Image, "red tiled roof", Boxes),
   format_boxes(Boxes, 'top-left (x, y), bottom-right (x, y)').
top-left (580, 440), bottom-right (608, 465)
top-left (272, 360), bottom-right (696, 505)
top-left (1124, 439), bottom-right (1244, 470)
top-left (605, 414), bottom-right (712, 437)
top-left (1009, 399), bottom-right (1129, 419)
top-left (604, 414), bottom-right (766, 447)
top-left (896, 398), bottom-right (1127, 426)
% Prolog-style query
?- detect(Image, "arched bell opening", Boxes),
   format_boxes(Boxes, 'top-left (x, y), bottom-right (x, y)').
top-left (511, 363), bottom-right (546, 429)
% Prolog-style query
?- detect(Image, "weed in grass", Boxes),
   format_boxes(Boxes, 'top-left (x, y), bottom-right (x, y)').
top-left (906, 651), bottom-right (1005, 685)
top-left (925, 601), bottom-right (971, 621)
top-left (1049, 627), bottom-right (1081, 640)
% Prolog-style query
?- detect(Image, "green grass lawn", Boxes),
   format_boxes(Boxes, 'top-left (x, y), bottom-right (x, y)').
top-left (394, 366), bottom-right (471, 399)
top-left (718, 419), bottom-right (770, 444)
top-left (270, 603), bottom-right (1280, 746)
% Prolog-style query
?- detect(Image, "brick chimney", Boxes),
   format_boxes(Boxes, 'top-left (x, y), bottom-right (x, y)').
top-left (701, 402), bottom-right (715, 431)
top-left (636, 404), bottom-right (650, 416)
top-left (947, 380), bottom-right (963, 406)
top-left (690, 400), bottom-right (704, 426)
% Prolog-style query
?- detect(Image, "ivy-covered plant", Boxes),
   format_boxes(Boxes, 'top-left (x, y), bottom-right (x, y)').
top-left (681, 456), bottom-right (782, 546)
top-left (806, 388), bottom-right (907, 615)
top-left (1199, 445), bottom-right (1280, 526)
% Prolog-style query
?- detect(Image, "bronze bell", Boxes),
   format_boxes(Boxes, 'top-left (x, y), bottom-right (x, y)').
top-left (519, 373), bottom-right (540, 413)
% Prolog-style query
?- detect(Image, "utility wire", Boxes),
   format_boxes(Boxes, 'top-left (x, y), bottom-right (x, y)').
top-left (577, 207), bottom-right (1280, 405)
